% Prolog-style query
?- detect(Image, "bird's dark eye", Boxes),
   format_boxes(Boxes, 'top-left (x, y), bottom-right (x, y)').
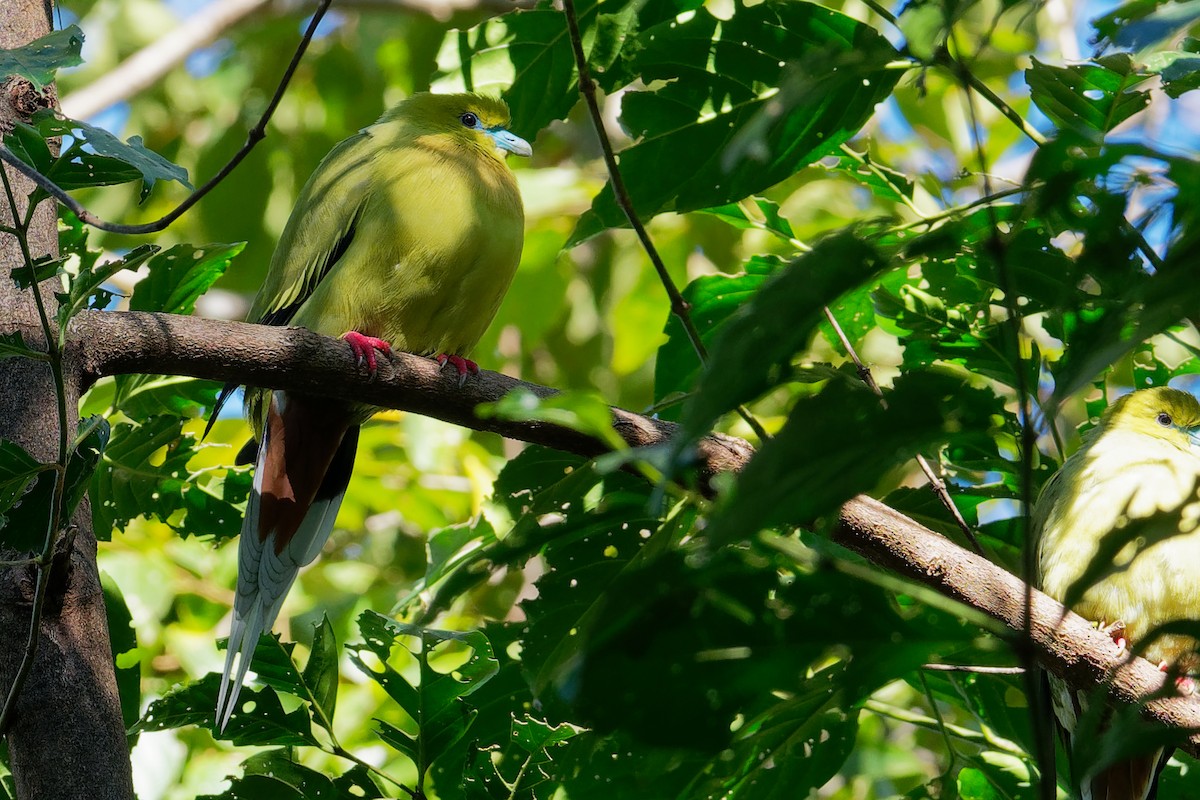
top-left (459, 112), bottom-right (478, 128)
top-left (1157, 411), bottom-right (1173, 427)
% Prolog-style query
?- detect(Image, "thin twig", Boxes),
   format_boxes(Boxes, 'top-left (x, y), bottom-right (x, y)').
top-left (0, 153), bottom-right (69, 736)
top-left (947, 30), bottom-right (1056, 799)
top-left (0, 0), bottom-right (332, 236)
top-left (921, 663), bottom-right (1026, 675)
top-left (559, 0), bottom-right (769, 442)
top-left (918, 671), bottom-right (959, 775)
top-left (821, 306), bottom-right (983, 553)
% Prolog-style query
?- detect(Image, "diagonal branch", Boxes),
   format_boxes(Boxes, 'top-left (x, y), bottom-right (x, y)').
top-left (69, 309), bottom-right (1200, 753)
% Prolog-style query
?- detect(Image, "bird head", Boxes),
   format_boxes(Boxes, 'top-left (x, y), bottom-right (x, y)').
top-left (1102, 386), bottom-right (1200, 453)
top-left (386, 92), bottom-right (532, 162)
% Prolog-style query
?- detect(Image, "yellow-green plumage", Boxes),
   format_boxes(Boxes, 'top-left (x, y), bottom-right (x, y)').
top-left (216, 92), bottom-right (528, 730)
top-left (245, 92), bottom-right (526, 434)
top-left (1035, 386), bottom-right (1200, 800)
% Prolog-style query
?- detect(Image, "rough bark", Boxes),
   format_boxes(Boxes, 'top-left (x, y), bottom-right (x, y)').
top-left (73, 310), bottom-right (754, 490)
top-left (0, 4), bottom-right (135, 798)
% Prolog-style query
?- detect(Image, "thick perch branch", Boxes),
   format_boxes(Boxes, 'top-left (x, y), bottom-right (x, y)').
top-left (71, 309), bottom-right (1200, 751)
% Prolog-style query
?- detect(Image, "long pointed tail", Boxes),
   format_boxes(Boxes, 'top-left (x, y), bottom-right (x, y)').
top-left (216, 393), bottom-right (358, 730)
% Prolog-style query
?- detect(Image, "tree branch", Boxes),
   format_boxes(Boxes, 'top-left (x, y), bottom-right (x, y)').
top-left (71, 309), bottom-right (1200, 753)
top-left (73, 310), bottom-right (754, 490)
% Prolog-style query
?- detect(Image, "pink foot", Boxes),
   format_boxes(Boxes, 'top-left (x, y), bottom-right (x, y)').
top-left (342, 331), bottom-right (392, 373)
top-left (435, 354), bottom-right (479, 387)
top-left (1157, 661), bottom-right (1196, 695)
top-left (1100, 620), bottom-right (1128, 655)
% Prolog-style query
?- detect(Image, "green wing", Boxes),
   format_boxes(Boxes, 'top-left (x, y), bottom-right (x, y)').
top-left (249, 129), bottom-right (376, 326)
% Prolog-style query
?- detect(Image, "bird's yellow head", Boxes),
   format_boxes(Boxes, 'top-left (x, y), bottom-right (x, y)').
top-left (1101, 387), bottom-right (1200, 452)
top-left (382, 92), bottom-right (532, 163)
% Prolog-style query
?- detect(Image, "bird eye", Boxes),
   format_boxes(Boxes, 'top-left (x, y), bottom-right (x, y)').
top-left (1157, 411), bottom-right (1173, 427)
top-left (459, 112), bottom-right (479, 128)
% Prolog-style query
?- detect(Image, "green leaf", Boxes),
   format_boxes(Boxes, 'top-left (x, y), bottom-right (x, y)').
top-left (302, 615), bottom-right (340, 728)
top-left (100, 570), bottom-right (141, 745)
top-left (0, 420), bottom-right (107, 552)
top-left (464, 716), bottom-right (585, 800)
top-left (0, 331), bottom-right (45, 362)
top-left (705, 370), bottom-right (1000, 543)
top-left (678, 231), bottom-right (886, 442)
top-left (957, 752), bottom-right (1037, 800)
top-left (698, 198), bottom-right (799, 244)
top-left (347, 614), bottom-right (499, 787)
top-left (32, 109), bottom-right (193, 201)
top-left (436, 0), bottom-right (643, 136)
top-left (654, 255), bottom-right (784, 410)
top-left (569, 0), bottom-right (901, 244)
top-left (111, 375), bottom-right (220, 419)
top-left (91, 415), bottom-right (246, 542)
top-left (58, 244), bottom-right (159, 326)
top-left (134, 673), bottom-right (319, 747)
top-left (0, 26), bottom-right (84, 90)
top-left (1026, 55), bottom-right (1152, 144)
top-left (480, 388), bottom-right (625, 451)
top-left (1092, 0), bottom-right (1200, 50)
top-left (128, 242), bottom-right (243, 315)
top-left (1143, 49), bottom-right (1200, 98)
top-left (689, 668), bottom-right (860, 800)
top-left (0, 439), bottom-right (44, 543)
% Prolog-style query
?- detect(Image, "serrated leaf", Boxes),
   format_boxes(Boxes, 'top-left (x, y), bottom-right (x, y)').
top-left (1026, 56), bottom-right (1152, 144)
top-left (706, 370), bottom-right (1001, 543)
top-left (134, 673), bottom-right (318, 747)
top-left (128, 242), bottom-right (242, 316)
top-left (100, 570), bottom-right (141, 744)
top-left (91, 415), bottom-right (246, 542)
top-left (677, 232), bottom-right (886, 443)
top-left (479, 389), bottom-right (625, 451)
top-left (0, 26), bottom-right (84, 90)
top-left (32, 109), bottom-right (192, 201)
top-left (302, 615), bottom-right (340, 728)
top-left (570, 0), bottom-right (900, 244)
top-left (0, 439), bottom-right (44, 536)
top-left (348, 614), bottom-right (499, 788)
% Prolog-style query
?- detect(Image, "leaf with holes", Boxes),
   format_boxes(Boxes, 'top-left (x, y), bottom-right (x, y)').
top-left (348, 613), bottom-right (499, 790)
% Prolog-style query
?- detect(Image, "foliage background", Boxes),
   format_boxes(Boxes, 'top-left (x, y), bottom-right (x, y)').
top-left (4, 0), bottom-right (1200, 795)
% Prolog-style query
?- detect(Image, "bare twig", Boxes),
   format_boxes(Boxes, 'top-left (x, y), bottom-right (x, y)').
top-left (559, 0), bottom-right (769, 442)
top-left (0, 0), bottom-right (332, 236)
top-left (921, 664), bottom-right (1026, 675)
top-left (821, 306), bottom-right (983, 553)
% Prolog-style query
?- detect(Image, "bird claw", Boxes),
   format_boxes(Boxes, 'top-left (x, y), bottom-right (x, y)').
top-left (342, 331), bottom-right (392, 374)
top-left (1099, 620), bottom-right (1128, 655)
top-left (435, 354), bottom-right (479, 388)
top-left (1155, 660), bottom-right (1197, 695)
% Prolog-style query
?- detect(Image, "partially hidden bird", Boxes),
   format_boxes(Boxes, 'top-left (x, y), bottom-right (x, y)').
top-left (209, 92), bottom-right (530, 730)
top-left (1036, 386), bottom-right (1200, 800)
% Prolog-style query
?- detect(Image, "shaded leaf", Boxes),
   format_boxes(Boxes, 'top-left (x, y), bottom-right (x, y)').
top-left (0, 26), bottom-right (83, 89)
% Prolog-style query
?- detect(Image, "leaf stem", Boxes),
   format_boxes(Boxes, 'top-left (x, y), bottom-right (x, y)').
top-left (560, 0), bottom-right (769, 443)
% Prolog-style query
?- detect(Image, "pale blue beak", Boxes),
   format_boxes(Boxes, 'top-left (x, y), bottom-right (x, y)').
top-left (487, 127), bottom-right (532, 157)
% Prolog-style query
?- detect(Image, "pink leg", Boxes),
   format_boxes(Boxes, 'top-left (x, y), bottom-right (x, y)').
top-left (342, 331), bottom-right (392, 373)
top-left (435, 354), bottom-right (479, 386)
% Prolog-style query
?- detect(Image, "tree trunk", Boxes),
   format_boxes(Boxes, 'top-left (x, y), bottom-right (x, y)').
top-left (0, 3), bottom-right (135, 797)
